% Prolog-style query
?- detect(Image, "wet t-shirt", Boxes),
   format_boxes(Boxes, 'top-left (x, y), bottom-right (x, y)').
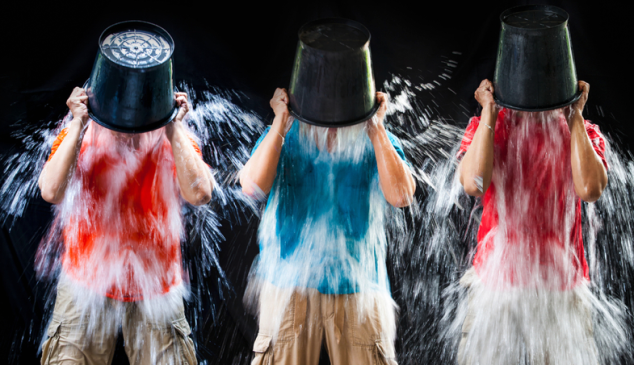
top-left (458, 109), bottom-right (607, 289)
top-left (251, 122), bottom-right (409, 294)
top-left (47, 124), bottom-right (203, 301)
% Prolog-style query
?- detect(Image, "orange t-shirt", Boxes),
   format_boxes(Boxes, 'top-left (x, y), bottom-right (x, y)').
top-left (47, 124), bottom-right (203, 301)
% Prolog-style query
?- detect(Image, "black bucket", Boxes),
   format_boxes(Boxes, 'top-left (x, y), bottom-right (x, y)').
top-left (493, 5), bottom-right (581, 111)
top-left (85, 20), bottom-right (178, 133)
top-left (288, 18), bottom-right (379, 128)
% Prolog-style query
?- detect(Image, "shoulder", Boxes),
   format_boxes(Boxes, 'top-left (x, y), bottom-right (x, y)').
top-left (583, 120), bottom-right (604, 138)
top-left (255, 126), bottom-right (272, 143)
top-left (251, 126), bottom-right (272, 155)
top-left (583, 120), bottom-right (607, 148)
top-left (47, 127), bottom-right (71, 162)
top-left (385, 130), bottom-right (402, 146)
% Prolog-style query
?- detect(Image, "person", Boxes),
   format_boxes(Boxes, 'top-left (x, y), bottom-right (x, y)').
top-left (455, 79), bottom-right (608, 364)
top-left (38, 87), bottom-right (213, 365)
top-left (240, 88), bottom-right (416, 365)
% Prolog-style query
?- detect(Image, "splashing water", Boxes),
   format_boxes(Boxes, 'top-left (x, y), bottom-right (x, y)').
top-left (0, 83), bottom-right (263, 363)
top-left (238, 69), bottom-right (473, 363)
top-left (376, 74), bottom-right (634, 364)
top-left (2, 71), bottom-right (634, 365)
top-left (242, 120), bottom-right (400, 348)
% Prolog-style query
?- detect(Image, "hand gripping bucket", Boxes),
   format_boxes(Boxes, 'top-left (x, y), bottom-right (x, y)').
top-left (493, 5), bottom-right (582, 111)
top-left (288, 18), bottom-right (379, 127)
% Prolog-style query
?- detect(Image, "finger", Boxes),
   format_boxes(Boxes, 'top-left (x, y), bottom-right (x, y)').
top-left (74, 88), bottom-right (86, 98)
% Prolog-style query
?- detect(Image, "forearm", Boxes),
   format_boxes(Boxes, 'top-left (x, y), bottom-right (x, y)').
top-left (169, 127), bottom-right (213, 205)
top-left (459, 106), bottom-right (497, 197)
top-left (569, 111), bottom-right (607, 202)
top-left (38, 119), bottom-right (84, 204)
top-left (240, 112), bottom-right (289, 197)
top-left (369, 124), bottom-right (415, 207)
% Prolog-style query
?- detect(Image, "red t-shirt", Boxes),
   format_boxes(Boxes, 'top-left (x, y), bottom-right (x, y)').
top-left (458, 109), bottom-right (607, 290)
top-left (47, 124), bottom-right (203, 301)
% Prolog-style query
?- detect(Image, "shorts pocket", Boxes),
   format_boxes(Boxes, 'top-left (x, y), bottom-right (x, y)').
top-left (251, 334), bottom-right (272, 365)
top-left (40, 319), bottom-right (62, 365)
top-left (375, 340), bottom-right (398, 365)
top-left (172, 317), bottom-right (197, 365)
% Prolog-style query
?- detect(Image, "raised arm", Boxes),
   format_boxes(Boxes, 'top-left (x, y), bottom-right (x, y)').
top-left (566, 81), bottom-right (608, 202)
top-left (240, 88), bottom-right (293, 198)
top-left (38, 87), bottom-right (89, 204)
top-left (166, 92), bottom-right (213, 206)
top-left (368, 92), bottom-right (416, 208)
top-left (459, 79), bottom-right (498, 197)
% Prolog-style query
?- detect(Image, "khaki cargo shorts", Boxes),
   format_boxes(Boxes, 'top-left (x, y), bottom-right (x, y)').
top-left (40, 278), bottom-right (196, 365)
top-left (251, 282), bottom-right (397, 365)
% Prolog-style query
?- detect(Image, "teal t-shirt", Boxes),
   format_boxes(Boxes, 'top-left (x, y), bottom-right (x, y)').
top-left (250, 121), bottom-right (409, 294)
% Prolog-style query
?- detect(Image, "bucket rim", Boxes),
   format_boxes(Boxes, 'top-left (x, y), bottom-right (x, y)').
top-left (494, 90), bottom-right (582, 112)
top-left (83, 80), bottom-right (179, 134)
top-left (500, 4), bottom-right (569, 31)
top-left (297, 18), bottom-right (371, 53)
top-left (98, 20), bottom-right (175, 70)
top-left (289, 102), bottom-right (380, 128)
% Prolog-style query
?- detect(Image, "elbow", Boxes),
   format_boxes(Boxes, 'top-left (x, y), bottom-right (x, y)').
top-left (577, 173), bottom-right (608, 203)
top-left (462, 177), bottom-right (487, 197)
top-left (39, 181), bottom-right (63, 204)
top-left (578, 184), bottom-right (605, 203)
top-left (188, 190), bottom-right (212, 206)
top-left (41, 189), bottom-right (62, 205)
top-left (463, 184), bottom-right (485, 198)
top-left (458, 166), bottom-right (487, 198)
top-left (186, 181), bottom-right (213, 206)
top-left (239, 171), bottom-right (268, 200)
top-left (460, 172), bottom-right (487, 198)
top-left (387, 182), bottom-right (416, 208)
top-left (40, 190), bottom-right (54, 204)
top-left (388, 195), bottom-right (414, 208)
top-left (239, 173), bottom-right (253, 197)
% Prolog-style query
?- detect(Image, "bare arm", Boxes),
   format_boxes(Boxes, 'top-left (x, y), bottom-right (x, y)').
top-left (240, 88), bottom-right (292, 198)
top-left (566, 81), bottom-right (607, 202)
top-left (368, 92), bottom-right (415, 207)
top-left (166, 93), bottom-right (214, 206)
top-left (38, 87), bottom-right (89, 204)
top-left (459, 79), bottom-right (498, 197)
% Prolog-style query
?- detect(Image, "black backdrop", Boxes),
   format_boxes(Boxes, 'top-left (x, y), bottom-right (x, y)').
top-left (1, 1), bottom-right (632, 364)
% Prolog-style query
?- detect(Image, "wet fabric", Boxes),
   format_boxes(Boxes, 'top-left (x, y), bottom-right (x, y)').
top-left (251, 281), bottom-right (397, 365)
top-left (46, 123), bottom-right (203, 301)
top-left (250, 122), bottom-right (408, 295)
top-left (40, 277), bottom-right (196, 365)
top-left (456, 268), bottom-right (598, 365)
top-left (457, 109), bottom-right (607, 289)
